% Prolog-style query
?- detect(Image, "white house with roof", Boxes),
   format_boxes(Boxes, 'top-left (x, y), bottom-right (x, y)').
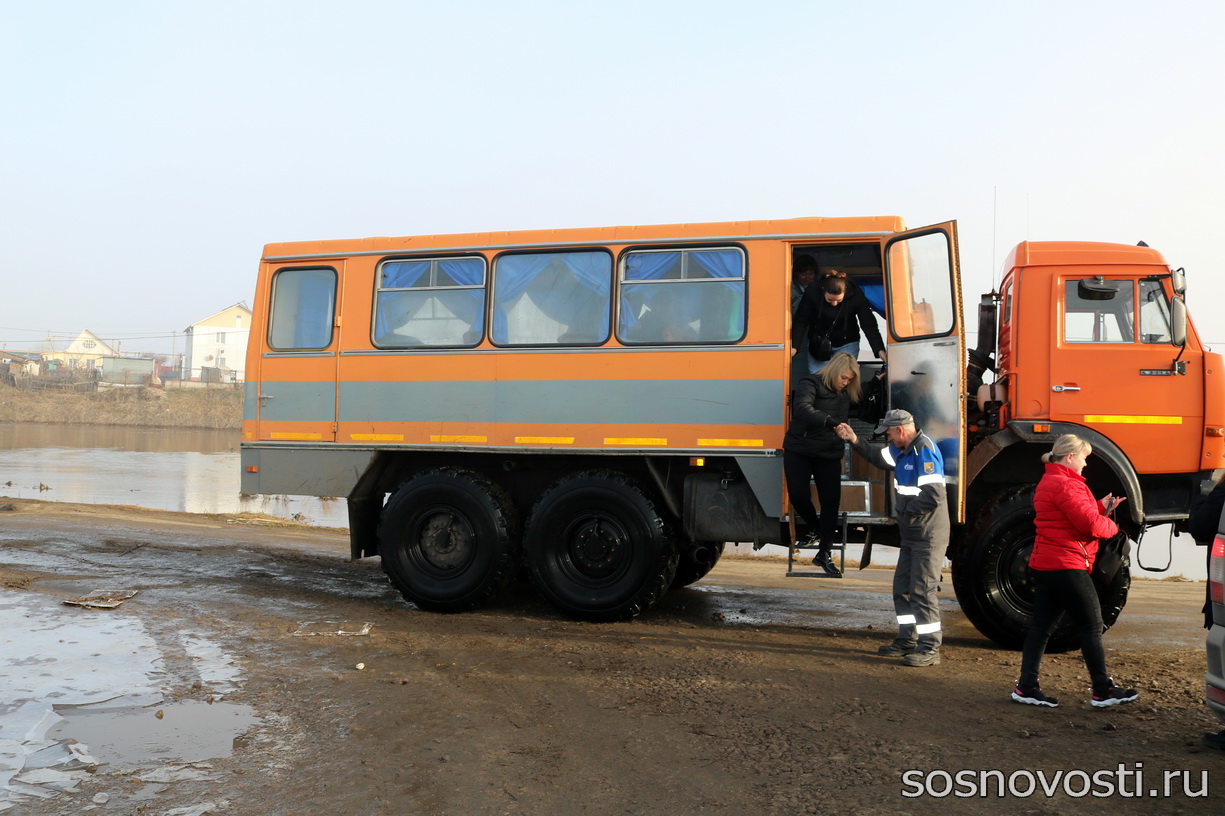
top-left (43, 330), bottom-right (119, 370)
top-left (184, 302), bottom-right (252, 382)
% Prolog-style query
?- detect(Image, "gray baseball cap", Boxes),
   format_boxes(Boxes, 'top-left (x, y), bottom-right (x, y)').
top-left (875, 408), bottom-right (915, 434)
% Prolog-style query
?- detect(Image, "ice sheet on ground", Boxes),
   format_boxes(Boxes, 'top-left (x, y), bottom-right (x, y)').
top-left (0, 589), bottom-right (244, 809)
top-left (292, 620), bottom-right (373, 637)
top-left (181, 634), bottom-right (239, 695)
top-left (63, 589), bottom-right (139, 609)
top-left (164, 800), bottom-right (228, 816)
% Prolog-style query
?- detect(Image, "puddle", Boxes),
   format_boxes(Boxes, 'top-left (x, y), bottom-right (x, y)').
top-left (0, 590), bottom-right (255, 810)
top-left (51, 700), bottom-right (257, 769)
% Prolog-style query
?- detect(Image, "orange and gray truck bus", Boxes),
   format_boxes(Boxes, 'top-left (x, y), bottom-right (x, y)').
top-left (240, 215), bottom-right (1222, 649)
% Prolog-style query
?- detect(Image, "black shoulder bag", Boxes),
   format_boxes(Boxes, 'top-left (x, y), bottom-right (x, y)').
top-left (1091, 501), bottom-right (1130, 586)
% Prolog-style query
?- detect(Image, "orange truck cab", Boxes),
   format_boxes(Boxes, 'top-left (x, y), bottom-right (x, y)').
top-left (954, 240), bottom-right (1223, 647)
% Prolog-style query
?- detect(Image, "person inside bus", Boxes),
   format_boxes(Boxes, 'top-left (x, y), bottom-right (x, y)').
top-left (783, 352), bottom-right (861, 577)
top-left (790, 256), bottom-right (818, 389)
top-left (627, 286), bottom-right (698, 343)
top-left (791, 270), bottom-right (886, 374)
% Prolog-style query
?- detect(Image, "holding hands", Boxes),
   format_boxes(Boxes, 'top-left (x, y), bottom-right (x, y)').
top-left (834, 423), bottom-right (857, 443)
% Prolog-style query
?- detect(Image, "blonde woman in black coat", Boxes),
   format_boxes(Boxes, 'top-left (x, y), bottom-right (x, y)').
top-left (783, 352), bottom-right (861, 575)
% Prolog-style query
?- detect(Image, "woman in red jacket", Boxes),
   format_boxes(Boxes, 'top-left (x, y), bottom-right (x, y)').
top-left (1011, 434), bottom-right (1141, 709)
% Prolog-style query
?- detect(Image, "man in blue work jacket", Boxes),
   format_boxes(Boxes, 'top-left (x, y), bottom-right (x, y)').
top-left (836, 409), bottom-right (950, 666)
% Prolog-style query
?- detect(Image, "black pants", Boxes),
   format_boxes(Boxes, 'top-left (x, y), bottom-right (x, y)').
top-left (1019, 568), bottom-right (1110, 692)
top-left (783, 449), bottom-right (842, 550)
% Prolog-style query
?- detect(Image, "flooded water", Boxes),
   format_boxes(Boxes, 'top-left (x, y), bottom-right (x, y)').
top-left (0, 422), bottom-right (1206, 579)
top-left (0, 423), bottom-right (348, 527)
top-left (0, 591), bottom-right (256, 809)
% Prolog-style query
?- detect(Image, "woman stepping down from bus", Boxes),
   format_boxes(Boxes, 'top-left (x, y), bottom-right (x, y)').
top-left (1012, 434), bottom-right (1140, 709)
top-left (790, 270), bottom-right (885, 374)
top-left (783, 352), bottom-right (860, 577)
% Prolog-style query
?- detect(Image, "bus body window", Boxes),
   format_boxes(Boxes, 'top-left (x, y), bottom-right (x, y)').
top-left (374, 256), bottom-right (486, 348)
top-left (491, 251), bottom-right (612, 346)
top-left (268, 267), bottom-right (337, 350)
top-left (618, 247), bottom-right (746, 344)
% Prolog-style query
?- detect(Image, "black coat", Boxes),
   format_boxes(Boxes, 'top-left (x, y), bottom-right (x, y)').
top-left (790, 279), bottom-right (885, 357)
top-left (1188, 479), bottom-right (1225, 544)
top-left (784, 375), bottom-right (850, 460)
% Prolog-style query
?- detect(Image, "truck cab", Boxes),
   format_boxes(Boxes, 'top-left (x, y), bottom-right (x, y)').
top-left (952, 241), bottom-right (1224, 648)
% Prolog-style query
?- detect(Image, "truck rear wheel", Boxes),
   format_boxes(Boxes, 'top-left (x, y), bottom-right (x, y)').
top-left (954, 488), bottom-right (1130, 652)
top-left (524, 471), bottom-right (678, 621)
top-left (671, 540), bottom-right (725, 588)
top-left (378, 468), bottom-right (517, 613)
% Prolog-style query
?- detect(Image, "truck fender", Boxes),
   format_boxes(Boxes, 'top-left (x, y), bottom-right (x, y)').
top-left (999, 422), bottom-right (1143, 525)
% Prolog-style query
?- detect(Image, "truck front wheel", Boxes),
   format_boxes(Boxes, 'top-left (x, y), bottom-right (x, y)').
top-left (953, 488), bottom-right (1130, 651)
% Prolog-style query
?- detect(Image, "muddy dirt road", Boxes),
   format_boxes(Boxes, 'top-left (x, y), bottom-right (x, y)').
top-left (1, 498), bottom-right (1222, 815)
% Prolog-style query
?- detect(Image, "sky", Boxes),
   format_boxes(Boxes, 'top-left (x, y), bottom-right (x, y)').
top-left (2, 1), bottom-right (1223, 357)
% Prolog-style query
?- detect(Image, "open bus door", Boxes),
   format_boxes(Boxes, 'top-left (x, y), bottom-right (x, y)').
top-left (882, 222), bottom-right (966, 523)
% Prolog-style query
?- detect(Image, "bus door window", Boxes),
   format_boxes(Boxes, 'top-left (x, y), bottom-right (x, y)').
top-left (269, 267), bottom-right (337, 350)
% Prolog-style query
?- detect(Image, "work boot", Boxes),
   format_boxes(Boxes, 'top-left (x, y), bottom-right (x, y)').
top-left (812, 548), bottom-right (841, 577)
top-left (903, 648), bottom-right (941, 667)
top-left (877, 638), bottom-right (917, 657)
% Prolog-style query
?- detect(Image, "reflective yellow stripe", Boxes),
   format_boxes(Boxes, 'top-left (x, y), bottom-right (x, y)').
top-left (515, 436), bottom-right (575, 444)
top-left (270, 432), bottom-right (323, 440)
top-left (350, 434), bottom-right (404, 441)
top-left (605, 438), bottom-right (667, 446)
top-left (697, 438), bottom-right (764, 447)
top-left (430, 434), bottom-right (488, 443)
top-left (1084, 415), bottom-right (1182, 425)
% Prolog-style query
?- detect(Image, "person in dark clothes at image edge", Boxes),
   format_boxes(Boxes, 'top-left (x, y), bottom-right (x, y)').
top-left (783, 352), bottom-right (861, 576)
top-left (1188, 468), bottom-right (1225, 749)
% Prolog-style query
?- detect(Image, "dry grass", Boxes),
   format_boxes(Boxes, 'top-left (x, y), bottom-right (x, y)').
top-left (0, 385), bottom-right (241, 429)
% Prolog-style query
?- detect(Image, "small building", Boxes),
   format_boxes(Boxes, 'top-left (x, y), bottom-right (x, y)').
top-left (1, 351), bottom-right (42, 385)
top-left (184, 303), bottom-right (252, 383)
top-left (42, 330), bottom-right (119, 371)
top-left (99, 356), bottom-right (155, 387)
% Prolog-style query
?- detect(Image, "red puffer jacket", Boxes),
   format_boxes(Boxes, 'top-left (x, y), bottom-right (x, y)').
top-left (1029, 463), bottom-right (1119, 571)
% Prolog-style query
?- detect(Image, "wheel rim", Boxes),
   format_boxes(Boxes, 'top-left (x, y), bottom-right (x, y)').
top-left (410, 505), bottom-right (476, 575)
top-left (558, 511), bottom-right (631, 586)
top-left (995, 536), bottom-right (1036, 615)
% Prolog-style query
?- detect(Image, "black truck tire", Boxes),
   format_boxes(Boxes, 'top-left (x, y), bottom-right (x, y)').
top-left (524, 471), bottom-right (677, 621)
top-left (378, 468), bottom-right (517, 613)
top-left (953, 487), bottom-right (1130, 652)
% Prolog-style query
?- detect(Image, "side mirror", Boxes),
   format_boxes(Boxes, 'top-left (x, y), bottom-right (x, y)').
top-left (1171, 267), bottom-right (1187, 296)
top-left (1171, 297), bottom-right (1187, 347)
top-left (1077, 276), bottom-right (1119, 301)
